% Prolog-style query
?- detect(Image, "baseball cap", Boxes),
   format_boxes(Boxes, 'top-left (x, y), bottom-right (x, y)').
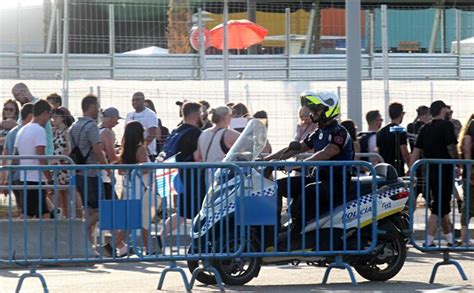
top-left (175, 99), bottom-right (188, 106)
top-left (102, 107), bottom-right (122, 119)
top-left (429, 100), bottom-right (449, 116)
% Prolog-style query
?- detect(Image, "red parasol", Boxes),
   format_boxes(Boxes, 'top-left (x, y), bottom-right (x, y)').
top-left (209, 19), bottom-right (268, 50)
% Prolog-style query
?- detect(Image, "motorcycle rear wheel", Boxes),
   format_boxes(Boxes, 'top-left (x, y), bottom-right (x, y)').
top-left (354, 232), bottom-right (407, 281)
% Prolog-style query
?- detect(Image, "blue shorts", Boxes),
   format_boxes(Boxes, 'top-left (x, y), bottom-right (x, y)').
top-left (76, 175), bottom-right (100, 209)
top-left (76, 176), bottom-right (117, 209)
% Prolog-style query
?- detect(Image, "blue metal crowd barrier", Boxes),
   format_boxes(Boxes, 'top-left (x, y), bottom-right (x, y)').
top-left (182, 160), bottom-right (384, 288)
top-left (234, 161), bottom-right (379, 279)
top-left (409, 159), bottom-right (474, 283)
top-left (227, 161), bottom-right (410, 287)
top-left (0, 162), bottom-right (245, 292)
top-left (0, 160), bottom-right (410, 292)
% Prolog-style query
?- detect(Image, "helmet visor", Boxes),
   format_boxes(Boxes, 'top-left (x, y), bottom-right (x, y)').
top-left (300, 95), bottom-right (325, 112)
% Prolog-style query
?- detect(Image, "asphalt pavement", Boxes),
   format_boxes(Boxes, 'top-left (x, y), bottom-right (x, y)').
top-left (1, 249), bottom-right (473, 293)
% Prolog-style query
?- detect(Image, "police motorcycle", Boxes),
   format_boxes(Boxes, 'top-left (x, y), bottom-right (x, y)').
top-left (187, 119), bottom-right (410, 286)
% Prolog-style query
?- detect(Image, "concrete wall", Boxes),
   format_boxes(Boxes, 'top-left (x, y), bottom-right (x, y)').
top-left (0, 219), bottom-right (94, 263)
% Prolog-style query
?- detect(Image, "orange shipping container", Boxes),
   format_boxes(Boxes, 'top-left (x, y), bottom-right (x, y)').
top-left (321, 8), bottom-right (365, 37)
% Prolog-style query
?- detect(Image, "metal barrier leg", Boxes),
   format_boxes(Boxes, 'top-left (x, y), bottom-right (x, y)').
top-left (189, 260), bottom-right (225, 291)
top-left (15, 264), bottom-right (49, 293)
top-left (429, 251), bottom-right (468, 284)
top-left (157, 261), bottom-right (191, 291)
top-left (322, 256), bottom-right (357, 285)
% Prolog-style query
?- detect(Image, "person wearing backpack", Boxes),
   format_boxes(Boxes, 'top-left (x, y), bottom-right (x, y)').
top-left (158, 102), bottom-right (205, 245)
top-left (358, 110), bottom-right (383, 165)
top-left (68, 94), bottom-right (109, 245)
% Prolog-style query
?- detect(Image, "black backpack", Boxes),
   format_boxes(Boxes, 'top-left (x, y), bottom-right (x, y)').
top-left (69, 121), bottom-right (93, 164)
top-left (162, 127), bottom-right (194, 161)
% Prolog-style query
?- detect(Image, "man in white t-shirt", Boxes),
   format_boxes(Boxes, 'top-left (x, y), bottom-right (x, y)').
top-left (125, 92), bottom-right (160, 161)
top-left (12, 83), bottom-right (54, 155)
top-left (14, 100), bottom-right (53, 218)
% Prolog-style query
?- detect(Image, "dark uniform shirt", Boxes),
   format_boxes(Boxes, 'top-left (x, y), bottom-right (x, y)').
top-left (303, 120), bottom-right (354, 181)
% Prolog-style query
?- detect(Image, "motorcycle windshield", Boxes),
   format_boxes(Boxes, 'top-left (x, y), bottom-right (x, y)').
top-left (205, 119), bottom-right (267, 205)
top-left (223, 119), bottom-right (268, 163)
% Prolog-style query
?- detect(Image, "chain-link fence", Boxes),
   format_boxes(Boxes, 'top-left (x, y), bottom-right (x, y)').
top-left (1, 79), bottom-right (472, 150)
top-left (1, 1), bottom-right (474, 55)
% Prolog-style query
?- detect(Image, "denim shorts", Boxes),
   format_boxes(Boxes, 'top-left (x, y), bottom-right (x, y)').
top-left (76, 175), bottom-right (100, 209)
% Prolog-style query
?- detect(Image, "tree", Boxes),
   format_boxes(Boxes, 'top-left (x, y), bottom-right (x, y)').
top-left (167, 0), bottom-right (191, 53)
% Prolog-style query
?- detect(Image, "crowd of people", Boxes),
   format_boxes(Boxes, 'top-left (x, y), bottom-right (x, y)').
top-left (0, 83), bottom-right (275, 256)
top-left (1, 83), bottom-right (473, 254)
top-left (355, 101), bottom-right (473, 246)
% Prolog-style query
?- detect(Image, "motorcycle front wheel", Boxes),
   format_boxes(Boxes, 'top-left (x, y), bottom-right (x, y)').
top-left (213, 236), bottom-right (262, 286)
top-left (187, 237), bottom-right (261, 286)
top-left (354, 232), bottom-right (407, 281)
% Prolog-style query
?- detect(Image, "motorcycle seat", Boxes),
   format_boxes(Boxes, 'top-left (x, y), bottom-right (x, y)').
top-left (350, 176), bottom-right (399, 195)
top-left (350, 163), bottom-right (400, 195)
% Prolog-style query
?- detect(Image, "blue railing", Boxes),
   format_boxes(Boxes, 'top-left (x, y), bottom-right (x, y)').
top-left (409, 159), bottom-right (474, 283)
top-left (0, 160), bottom-right (413, 292)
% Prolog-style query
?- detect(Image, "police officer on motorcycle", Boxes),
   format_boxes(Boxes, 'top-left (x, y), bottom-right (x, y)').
top-left (265, 90), bottom-right (355, 232)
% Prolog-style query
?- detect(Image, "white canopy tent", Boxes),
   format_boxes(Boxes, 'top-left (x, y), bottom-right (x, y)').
top-left (451, 37), bottom-right (474, 54)
top-left (122, 46), bottom-right (169, 55)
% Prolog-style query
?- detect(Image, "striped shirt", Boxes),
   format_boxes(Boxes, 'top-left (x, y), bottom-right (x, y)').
top-left (68, 117), bottom-right (100, 175)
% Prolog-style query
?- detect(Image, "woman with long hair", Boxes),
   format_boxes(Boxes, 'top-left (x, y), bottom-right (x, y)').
top-left (2, 99), bottom-right (19, 121)
top-left (458, 113), bottom-right (474, 246)
top-left (119, 121), bottom-right (157, 255)
top-left (51, 107), bottom-right (75, 217)
top-left (1, 99), bottom-right (20, 153)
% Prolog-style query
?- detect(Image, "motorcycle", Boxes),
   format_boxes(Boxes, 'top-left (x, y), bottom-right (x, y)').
top-left (187, 119), bottom-right (410, 286)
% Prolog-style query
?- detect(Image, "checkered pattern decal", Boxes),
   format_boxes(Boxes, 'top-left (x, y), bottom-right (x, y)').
top-left (248, 188), bottom-right (275, 197)
top-left (347, 187), bottom-right (408, 209)
top-left (199, 203), bottom-right (235, 234)
top-left (198, 187), bottom-right (275, 234)
top-left (197, 185), bottom-right (408, 234)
